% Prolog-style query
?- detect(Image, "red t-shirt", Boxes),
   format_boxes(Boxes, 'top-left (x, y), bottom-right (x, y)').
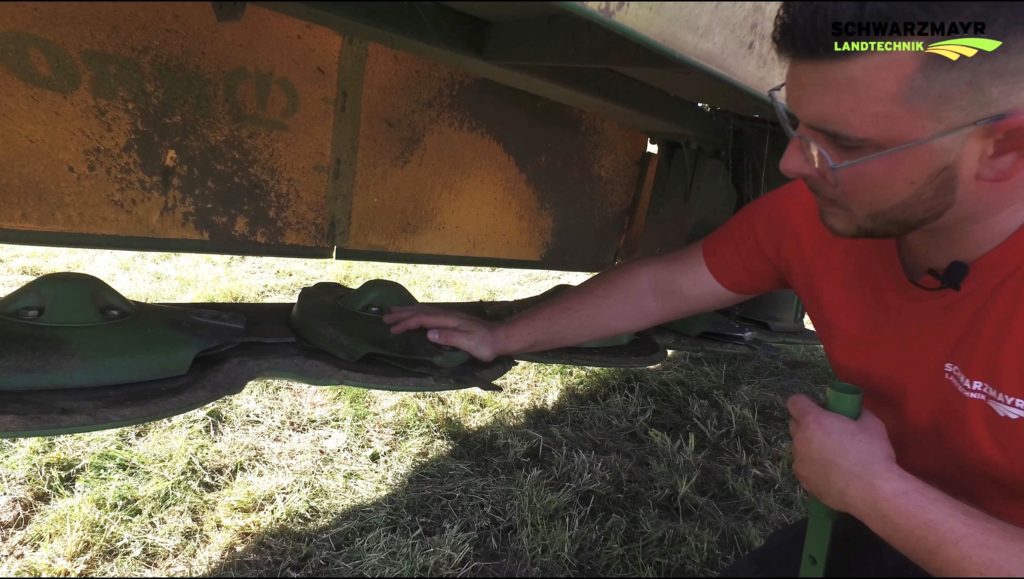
top-left (702, 179), bottom-right (1024, 527)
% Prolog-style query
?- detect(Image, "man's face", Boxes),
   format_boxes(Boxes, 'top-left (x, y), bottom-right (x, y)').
top-left (778, 53), bottom-right (963, 238)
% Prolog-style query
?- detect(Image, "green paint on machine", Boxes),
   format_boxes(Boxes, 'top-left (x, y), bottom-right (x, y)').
top-left (0, 272), bottom-right (246, 391)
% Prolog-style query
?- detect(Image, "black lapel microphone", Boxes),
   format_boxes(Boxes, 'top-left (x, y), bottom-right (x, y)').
top-left (910, 260), bottom-right (970, 292)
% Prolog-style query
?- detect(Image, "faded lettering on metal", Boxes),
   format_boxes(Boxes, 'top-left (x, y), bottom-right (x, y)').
top-left (0, 2), bottom-right (339, 249)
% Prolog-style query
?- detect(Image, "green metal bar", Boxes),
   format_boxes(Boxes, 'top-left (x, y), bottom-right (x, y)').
top-left (482, 13), bottom-right (679, 68)
top-left (0, 229), bottom-right (331, 259)
top-left (333, 248), bottom-right (599, 272)
top-left (328, 36), bottom-right (368, 249)
top-left (799, 381), bottom-right (864, 577)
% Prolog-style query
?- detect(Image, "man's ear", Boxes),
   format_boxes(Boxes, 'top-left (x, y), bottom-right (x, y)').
top-left (976, 111), bottom-right (1024, 182)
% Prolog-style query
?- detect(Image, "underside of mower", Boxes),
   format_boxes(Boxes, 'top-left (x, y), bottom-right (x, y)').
top-left (0, 2), bottom-right (816, 437)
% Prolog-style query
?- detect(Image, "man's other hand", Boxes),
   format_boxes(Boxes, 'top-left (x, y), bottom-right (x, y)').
top-left (787, 394), bottom-right (899, 515)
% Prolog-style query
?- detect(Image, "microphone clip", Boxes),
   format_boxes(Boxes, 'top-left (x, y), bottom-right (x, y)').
top-left (920, 261), bottom-right (969, 292)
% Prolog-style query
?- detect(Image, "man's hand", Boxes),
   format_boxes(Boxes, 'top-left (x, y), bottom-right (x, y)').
top-left (788, 392), bottom-right (1024, 575)
top-left (383, 305), bottom-right (503, 362)
top-left (786, 394), bottom-right (899, 514)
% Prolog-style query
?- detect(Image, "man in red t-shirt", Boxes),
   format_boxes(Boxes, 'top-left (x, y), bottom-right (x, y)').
top-left (385, 2), bottom-right (1024, 575)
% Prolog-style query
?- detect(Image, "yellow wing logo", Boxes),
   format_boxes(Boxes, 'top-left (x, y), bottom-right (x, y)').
top-left (925, 38), bottom-right (1003, 61)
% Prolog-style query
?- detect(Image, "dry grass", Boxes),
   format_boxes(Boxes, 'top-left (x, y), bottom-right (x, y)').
top-left (0, 243), bottom-right (832, 576)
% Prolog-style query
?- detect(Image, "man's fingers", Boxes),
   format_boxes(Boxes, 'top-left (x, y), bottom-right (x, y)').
top-left (382, 305), bottom-right (439, 324)
top-left (381, 308), bottom-right (415, 324)
top-left (425, 328), bottom-right (467, 349)
top-left (786, 394), bottom-right (820, 420)
top-left (426, 329), bottom-right (494, 361)
top-left (388, 312), bottom-right (470, 334)
top-left (378, 307), bottom-right (495, 361)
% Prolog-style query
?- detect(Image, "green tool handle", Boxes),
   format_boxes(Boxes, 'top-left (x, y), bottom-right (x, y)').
top-left (798, 381), bottom-right (863, 578)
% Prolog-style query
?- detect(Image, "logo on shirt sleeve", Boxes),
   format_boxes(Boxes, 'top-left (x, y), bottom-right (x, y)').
top-left (944, 363), bottom-right (1024, 420)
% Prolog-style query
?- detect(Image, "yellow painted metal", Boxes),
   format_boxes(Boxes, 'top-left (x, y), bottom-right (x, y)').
top-left (0, 2), bottom-right (339, 250)
top-left (343, 42), bottom-right (647, 268)
top-left (1, 3), bottom-right (648, 269)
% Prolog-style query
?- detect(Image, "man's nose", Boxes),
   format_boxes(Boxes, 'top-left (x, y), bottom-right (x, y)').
top-left (778, 136), bottom-right (815, 181)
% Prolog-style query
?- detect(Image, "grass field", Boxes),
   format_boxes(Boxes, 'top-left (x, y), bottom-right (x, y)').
top-left (0, 244), bottom-right (834, 576)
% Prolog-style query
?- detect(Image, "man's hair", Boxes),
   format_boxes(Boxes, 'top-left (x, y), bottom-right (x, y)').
top-left (772, 2), bottom-right (1024, 120)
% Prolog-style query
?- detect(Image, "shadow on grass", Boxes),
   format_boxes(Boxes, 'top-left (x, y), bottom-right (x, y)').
top-left (204, 346), bottom-right (834, 577)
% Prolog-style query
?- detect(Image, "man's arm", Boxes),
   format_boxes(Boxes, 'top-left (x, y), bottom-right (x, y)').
top-left (787, 395), bottom-right (1024, 576)
top-left (384, 240), bottom-right (754, 361)
top-left (492, 241), bottom-right (751, 355)
top-left (859, 466), bottom-right (1024, 576)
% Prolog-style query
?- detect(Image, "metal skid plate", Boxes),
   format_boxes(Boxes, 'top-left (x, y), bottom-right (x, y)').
top-left (289, 280), bottom-right (471, 368)
top-left (512, 333), bottom-right (666, 368)
top-left (0, 340), bottom-right (514, 439)
top-left (0, 301), bottom-right (513, 438)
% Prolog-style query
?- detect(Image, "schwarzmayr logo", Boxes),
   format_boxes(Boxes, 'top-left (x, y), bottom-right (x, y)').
top-left (832, 21), bottom-right (1002, 61)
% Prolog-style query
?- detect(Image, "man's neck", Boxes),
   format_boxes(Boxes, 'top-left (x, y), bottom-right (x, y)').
top-left (897, 202), bottom-right (1024, 282)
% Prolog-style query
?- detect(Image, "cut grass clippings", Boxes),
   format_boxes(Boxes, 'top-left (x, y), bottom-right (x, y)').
top-left (0, 245), bottom-right (833, 576)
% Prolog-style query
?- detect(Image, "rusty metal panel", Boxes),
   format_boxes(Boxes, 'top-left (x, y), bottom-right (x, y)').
top-left (341, 42), bottom-right (647, 271)
top-left (0, 2), bottom-right (340, 254)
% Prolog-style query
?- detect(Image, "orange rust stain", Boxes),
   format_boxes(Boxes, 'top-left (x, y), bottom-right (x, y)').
top-left (345, 44), bottom-right (554, 261)
top-left (352, 123), bottom-right (555, 259)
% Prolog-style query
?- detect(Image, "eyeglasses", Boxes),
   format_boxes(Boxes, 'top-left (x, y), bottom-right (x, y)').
top-left (768, 82), bottom-right (1007, 187)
